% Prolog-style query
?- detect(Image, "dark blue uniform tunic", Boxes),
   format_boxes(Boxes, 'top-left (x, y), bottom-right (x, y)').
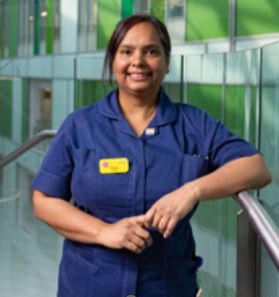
top-left (32, 89), bottom-right (258, 297)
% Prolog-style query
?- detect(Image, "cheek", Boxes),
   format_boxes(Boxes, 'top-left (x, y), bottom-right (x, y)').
top-left (152, 61), bottom-right (167, 77)
top-left (113, 59), bottom-right (129, 73)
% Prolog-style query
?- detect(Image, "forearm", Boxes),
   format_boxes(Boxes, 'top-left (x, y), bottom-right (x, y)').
top-left (33, 190), bottom-right (107, 244)
top-left (180, 154), bottom-right (272, 202)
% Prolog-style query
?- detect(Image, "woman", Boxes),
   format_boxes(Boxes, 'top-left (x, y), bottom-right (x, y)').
top-left (32, 14), bottom-right (271, 297)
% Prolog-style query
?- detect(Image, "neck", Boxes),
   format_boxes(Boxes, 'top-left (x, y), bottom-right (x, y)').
top-left (118, 88), bottom-right (160, 120)
top-left (117, 89), bottom-right (160, 137)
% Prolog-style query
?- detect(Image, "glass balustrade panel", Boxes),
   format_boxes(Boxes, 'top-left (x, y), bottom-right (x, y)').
top-left (260, 41), bottom-right (279, 297)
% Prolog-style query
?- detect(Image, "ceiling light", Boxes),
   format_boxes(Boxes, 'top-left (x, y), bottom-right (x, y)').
top-left (41, 11), bottom-right (48, 17)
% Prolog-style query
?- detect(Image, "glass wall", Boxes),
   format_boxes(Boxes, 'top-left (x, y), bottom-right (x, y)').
top-left (260, 41), bottom-right (279, 297)
top-left (78, 0), bottom-right (97, 52)
top-left (0, 0), bottom-right (18, 58)
top-left (0, 55), bottom-right (76, 297)
top-left (97, 0), bottom-right (121, 49)
top-left (0, 151), bottom-right (62, 297)
top-left (167, 0), bottom-right (185, 45)
top-left (1, 0), bottom-right (279, 59)
top-left (0, 34), bottom-right (279, 297)
top-left (236, 0), bottom-right (279, 36)
top-left (0, 79), bottom-right (13, 139)
top-left (186, 0), bottom-right (229, 41)
top-left (0, 0), bottom-right (60, 58)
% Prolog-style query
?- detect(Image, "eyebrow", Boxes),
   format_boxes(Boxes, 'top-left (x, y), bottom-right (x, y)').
top-left (119, 43), bottom-right (161, 49)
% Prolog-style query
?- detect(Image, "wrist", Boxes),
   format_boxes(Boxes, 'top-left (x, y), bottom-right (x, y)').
top-left (94, 221), bottom-right (110, 246)
top-left (180, 181), bottom-right (201, 203)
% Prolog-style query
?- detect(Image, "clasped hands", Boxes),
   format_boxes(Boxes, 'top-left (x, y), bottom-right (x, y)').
top-left (99, 186), bottom-right (198, 254)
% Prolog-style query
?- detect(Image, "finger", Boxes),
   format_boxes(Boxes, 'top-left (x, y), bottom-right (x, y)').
top-left (132, 214), bottom-right (146, 225)
top-left (163, 217), bottom-right (178, 238)
top-left (133, 225), bottom-right (153, 247)
top-left (129, 233), bottom-right (147, 249)
top-left (158, 215), bottom-right (170, 235)
top-left (125, 241), bottom-right (144, 254)
top-left (146, 235), bottom-right (153, 247)
top-left (151, 210), bottom-right (163, 229)
top-left (144, 208), bottom-right (156, 228)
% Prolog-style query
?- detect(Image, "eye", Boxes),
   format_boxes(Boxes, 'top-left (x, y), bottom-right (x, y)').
top-left (147, 48), bottom-right (160, 56)
top-left (119, 48), bottom-right (132, 56)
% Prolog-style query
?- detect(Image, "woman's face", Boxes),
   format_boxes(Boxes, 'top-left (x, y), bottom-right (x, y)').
top-left (113, 22), bottom-right (168, 99)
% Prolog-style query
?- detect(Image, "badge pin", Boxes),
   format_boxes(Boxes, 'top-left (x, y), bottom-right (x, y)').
top-left (145, 128), bottom-right (156, 136)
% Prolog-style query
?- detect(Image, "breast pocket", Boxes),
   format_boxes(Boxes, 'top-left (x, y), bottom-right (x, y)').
top-left (181, 154), bottom-right (210, 184)
top-left (72, 148), bottom-right (134, 210)
top-left (181, 154), bottom-right (210, 220)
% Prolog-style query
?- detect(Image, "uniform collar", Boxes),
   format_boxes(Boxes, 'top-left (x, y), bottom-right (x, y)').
top-left (98, 88), bottom-right (178, 127)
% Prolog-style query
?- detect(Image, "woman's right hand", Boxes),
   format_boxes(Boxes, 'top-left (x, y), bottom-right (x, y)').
top-left (99, 216), bottom-right (153, 254)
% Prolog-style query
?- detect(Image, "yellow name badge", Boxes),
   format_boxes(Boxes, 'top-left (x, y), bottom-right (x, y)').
top-left (99, 158), bottom-right (129, 174)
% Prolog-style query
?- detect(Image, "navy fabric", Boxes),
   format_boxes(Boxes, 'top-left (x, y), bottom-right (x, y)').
top-left (32, 89), bottom-right (258, 297)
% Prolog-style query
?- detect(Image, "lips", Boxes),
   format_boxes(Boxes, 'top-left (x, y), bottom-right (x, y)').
top-left (127, 72), bottom-right (151, 80)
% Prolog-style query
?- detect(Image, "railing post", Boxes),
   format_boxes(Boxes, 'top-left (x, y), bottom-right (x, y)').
top-left (237, 210), bottom-right (260, 297)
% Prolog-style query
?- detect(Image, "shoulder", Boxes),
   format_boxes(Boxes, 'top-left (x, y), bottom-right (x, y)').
top-left (70, 101), bottom-right (101, 121)
top-left (176, 102), bottom-right (212, 119)
top-left (175, 102), bottom-right (219, 132)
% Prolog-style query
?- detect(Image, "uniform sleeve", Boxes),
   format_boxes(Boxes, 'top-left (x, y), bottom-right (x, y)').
top-left (203, 113), bottom-right (259, 169)
top-left (32, 115), bottom-right (74, 201)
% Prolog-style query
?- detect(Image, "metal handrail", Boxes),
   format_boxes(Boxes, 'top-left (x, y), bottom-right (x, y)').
top-left (236, 191), bottom-right (279, 270)
top-left (0, 130), bottom-right (56, 169)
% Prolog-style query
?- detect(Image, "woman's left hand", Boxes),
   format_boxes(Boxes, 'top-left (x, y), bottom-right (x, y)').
top-left (144, 186), bottom-right (198, 238)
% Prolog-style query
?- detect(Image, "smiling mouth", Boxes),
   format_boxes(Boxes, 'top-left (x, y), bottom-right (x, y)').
top-left (127, 73), bottom-right (151, 80)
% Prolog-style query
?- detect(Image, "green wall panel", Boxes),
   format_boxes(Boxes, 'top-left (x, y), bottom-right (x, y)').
top-left (186, 83), bottom-right (222, 120)
top-left (163, 83), bottom-right (181, 103)
top-left (249, 86), bottom-right (257, 146)
top-left (194, 198), bottom-right (240, 241)
top-left (187, 83), bottom-right (203, 109)
top-left (0, 80), bottom-right (13, 138)
top-left (34, 0), bottom-right (40, 55)
top-left (0, 3), bottom-right (3, 57)
top-left (75, 80), bottom-right (105, 109)
top-left (97, 0), bottom-right (121, 49)
top-left (21, 79), bottom-right (30, 142)
top-left (186, 0), bottom-right (229, 41)
top-left (200, 85), bottom-right (222, 120)
top-left (236, 0), bottom-right (279, 36)
top-left (121, 0), bottom-right (133, 18)
top-left (46, 0), bottom-right (54, 54)
top-left (150, 0), bottom-right (165, 22)
top-left (224, 85), bottom-right (245, 137)
top-left (9, 0), bottom-right (19, 57)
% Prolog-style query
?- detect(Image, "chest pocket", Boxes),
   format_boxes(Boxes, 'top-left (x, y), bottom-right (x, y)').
top-left (181, 154), bottom-right (210, 183)
top-left (181, 154), bottom-right (210, 220)
top-left (71, 148), bottom-right (134, 211)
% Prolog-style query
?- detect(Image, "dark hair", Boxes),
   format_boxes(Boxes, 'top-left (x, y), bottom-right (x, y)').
top-left (103, 14), bottom-right (171, 84)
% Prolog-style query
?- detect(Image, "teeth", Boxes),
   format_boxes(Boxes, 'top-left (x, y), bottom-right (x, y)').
top-left (129, 73), bottom-right (148, 79)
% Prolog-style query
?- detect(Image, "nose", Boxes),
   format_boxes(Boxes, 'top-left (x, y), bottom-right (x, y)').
top-left (131, 50), bottom-right (145, 66)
